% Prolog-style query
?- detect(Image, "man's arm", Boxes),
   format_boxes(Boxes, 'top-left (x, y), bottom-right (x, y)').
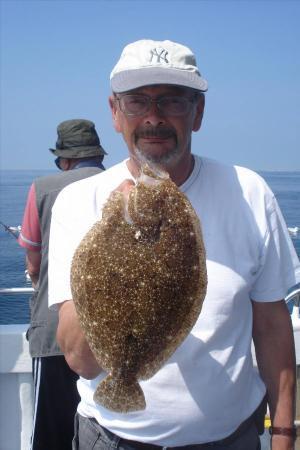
top-left (252, 299), bottom-right (296, 450)
top-left (19, 183), bottom-right (42, 288)
top-left (25, 249), bottom-right (41, 288)
top-left (57, 300), bottom-right (102, 379)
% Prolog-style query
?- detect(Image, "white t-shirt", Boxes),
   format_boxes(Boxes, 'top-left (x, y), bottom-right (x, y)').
top-left (48, 156), bottom-right (300, 446)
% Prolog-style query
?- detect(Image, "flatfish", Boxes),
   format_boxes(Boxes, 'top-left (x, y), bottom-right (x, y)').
top-left (71, 164), bottom-right (207, 413)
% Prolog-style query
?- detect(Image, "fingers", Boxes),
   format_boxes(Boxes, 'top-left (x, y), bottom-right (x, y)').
top-left (114, 179), bottom-right (135, 197)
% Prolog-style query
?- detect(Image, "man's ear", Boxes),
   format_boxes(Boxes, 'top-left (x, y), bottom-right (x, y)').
top-left (109, 96), bottom-right (122, 133)
top-left (192, 94), bottom-right (205, 132)
top-left (59, 158), bottom-right (72, 171)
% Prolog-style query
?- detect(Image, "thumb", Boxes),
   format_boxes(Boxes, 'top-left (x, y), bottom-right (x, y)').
top-left (114, 179), bottom-right (135, 197)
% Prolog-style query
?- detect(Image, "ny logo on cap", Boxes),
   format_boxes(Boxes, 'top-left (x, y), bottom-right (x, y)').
top-left (149, 47), bottom-right (169, 64)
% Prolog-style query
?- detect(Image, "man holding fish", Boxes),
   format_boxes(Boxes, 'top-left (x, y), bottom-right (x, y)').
top-left (48, 39), bottom-right (300, 450)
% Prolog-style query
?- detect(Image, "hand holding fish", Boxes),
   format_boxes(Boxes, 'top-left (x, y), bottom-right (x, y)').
top-left (57, 299), bottom-right (102, 380)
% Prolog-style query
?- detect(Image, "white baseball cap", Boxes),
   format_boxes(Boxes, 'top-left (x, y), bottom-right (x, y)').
top-left (110, 39), bottom-right (208, 93)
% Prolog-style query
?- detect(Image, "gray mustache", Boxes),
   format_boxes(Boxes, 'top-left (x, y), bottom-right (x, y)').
top-left (135, 126), bottom-right (176, 139)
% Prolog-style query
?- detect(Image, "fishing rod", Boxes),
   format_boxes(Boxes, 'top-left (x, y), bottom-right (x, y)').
top-left (0, 220), bottom-right (20, 239)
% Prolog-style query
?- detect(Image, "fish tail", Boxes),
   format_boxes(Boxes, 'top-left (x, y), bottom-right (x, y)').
top-left (94, 374), bottom-right (146, 413)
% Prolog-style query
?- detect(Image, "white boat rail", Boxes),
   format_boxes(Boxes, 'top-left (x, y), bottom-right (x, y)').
top-left (285, 287), bottom-right (300, 305)
top-left (0, 287), bottom-right (33, 450)
top-left (0, 287), bottom-right (34, 295)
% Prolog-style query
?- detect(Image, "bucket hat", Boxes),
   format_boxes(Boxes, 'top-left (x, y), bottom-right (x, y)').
top-left (49, 119), bottom-right (107, 158)
top-left (110, 39), bottom-right (208, 93)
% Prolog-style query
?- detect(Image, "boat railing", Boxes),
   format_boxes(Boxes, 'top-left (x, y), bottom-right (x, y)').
top-left (0, 287), bottom-right (34, 295)
top-left (285, 287), bottom-right (300, 332)
top-left (0, 287), bottom-right (33, 450)
top-left (285, 287), bottom-right (300, 305)
top-left (1, 285), bottom-right (299, 298)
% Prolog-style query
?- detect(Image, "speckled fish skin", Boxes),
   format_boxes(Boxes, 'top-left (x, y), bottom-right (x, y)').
top-left (71, 164), bottom-right (207, 413)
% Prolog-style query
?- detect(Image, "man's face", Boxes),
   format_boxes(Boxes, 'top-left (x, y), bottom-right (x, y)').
top-left (110, 85), bottom-right (205, 170)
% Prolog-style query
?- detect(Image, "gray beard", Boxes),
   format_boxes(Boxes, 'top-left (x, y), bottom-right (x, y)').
top-left (134, 145), bottom-right (181, 168)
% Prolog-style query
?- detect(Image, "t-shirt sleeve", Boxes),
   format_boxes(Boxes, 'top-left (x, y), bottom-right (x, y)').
top-left (250, 193), bottom-right (300, 302)
top-left (48, 185), bottom-right (91, 309)
top-left (18, 183), bottom-right (42, 252)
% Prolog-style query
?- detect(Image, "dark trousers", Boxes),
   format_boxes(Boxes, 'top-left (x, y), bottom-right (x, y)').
top-left (72, 413), bottom-right (261, 450)
top-left (31, 355), bottom-right (80, 450)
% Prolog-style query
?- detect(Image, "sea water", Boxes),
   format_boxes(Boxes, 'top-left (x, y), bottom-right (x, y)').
top-left (0, 169), bottom-right (299, 324)
top-left (0, 170), bottom-right (53, 323)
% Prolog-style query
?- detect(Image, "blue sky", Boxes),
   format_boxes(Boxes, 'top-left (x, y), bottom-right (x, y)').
top-left (1, 0), bottom-right (299, 171)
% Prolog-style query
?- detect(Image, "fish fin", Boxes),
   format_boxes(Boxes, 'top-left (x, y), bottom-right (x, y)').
top-left (94, 374), bottom-right (146, 413)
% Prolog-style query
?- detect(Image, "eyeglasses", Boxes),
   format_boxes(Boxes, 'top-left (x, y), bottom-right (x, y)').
top-left (55, 157), bottom-right (62, 170)
top-left (115, 94), bottom-right (196, 117)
